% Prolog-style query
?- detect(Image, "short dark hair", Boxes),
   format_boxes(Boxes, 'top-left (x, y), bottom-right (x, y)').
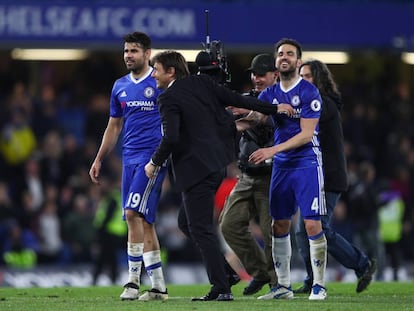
top-left (123, 32), bottom-right (151, 50)
top-left (274, 38), bottom-right (302, 59)
top-left (151, 50), bottom-right (190, 80)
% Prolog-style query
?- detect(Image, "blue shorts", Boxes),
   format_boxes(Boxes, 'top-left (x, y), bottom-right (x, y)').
top-left (122, 161), bottom-right (167, 224)
top-left (269, 166), bottom-right (326, 220)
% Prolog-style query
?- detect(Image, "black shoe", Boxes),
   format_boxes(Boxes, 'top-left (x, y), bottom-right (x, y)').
top-left (191, 291), bottom-right (219, 301)
top-left (243, 279), bottom-right (270, 295)
top-left (191, 292), bottom-right (233, 301)
top-left (293, 283), bottom-right (312, 294)
top-left (357, 259), bottom-right (376, 293)
top-left (216, 293), bottom-right (234, 301)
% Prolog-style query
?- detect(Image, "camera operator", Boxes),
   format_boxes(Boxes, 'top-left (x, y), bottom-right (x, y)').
top-left (219, 54), bottom-right (279, 295)
top-left (195, 41), bottom-right (230, 86)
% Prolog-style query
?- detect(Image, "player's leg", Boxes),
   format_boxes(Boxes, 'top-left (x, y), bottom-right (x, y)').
top-left (119, 164), bottom-right (144, 300)
top-left (258, 169), bottom-right (294, 300)
top-left (133, 164), bottom-right (168, 301)
top-left (120, 209), bottom-right (144, 300)
top-left (305, 218), bottom-right (327, 300)
top-left (139, 221), bottom-right (168, 301)
top-left (258, 219), bottom-right (293, 300)
top-left (297, 166), bottom-right (327, 300)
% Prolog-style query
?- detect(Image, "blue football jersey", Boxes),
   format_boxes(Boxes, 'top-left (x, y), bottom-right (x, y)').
top-left (259, 77), bottom-right (323, 169)
top-left (110, 68), bottom-right (162, 165)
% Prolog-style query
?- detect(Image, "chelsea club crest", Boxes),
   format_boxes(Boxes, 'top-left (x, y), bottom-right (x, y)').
top-left (144, 87), bottom-right (155, 98)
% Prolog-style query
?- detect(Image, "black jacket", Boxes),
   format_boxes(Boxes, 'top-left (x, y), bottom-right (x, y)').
top-left (238, 90), bottom-right (274, 175)
top-left (319, 94), bottom-right (348, 193)
top-left (151, 74), bottom-right (278, 191)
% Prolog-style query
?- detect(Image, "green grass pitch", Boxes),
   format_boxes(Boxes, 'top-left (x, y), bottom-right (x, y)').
top-left (1, 281), bottom-right (413, 311)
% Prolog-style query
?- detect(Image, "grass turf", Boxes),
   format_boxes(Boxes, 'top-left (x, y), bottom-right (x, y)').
top-left (1, 281), bottom-right (413, 311)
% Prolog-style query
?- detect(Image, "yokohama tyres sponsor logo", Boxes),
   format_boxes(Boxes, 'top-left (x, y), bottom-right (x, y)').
top-left (125, 100), bottom-right (155, 110)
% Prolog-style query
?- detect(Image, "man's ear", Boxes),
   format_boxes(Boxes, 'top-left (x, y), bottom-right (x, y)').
top-left (145, 48), bottom-right (152, 60)
top-left (167, 66), bottom-right (176, 78)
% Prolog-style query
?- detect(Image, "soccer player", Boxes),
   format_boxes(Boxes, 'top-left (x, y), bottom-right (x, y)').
top-left (249, 38), bottom-right (328, 301)
top-left (294, 59), bottom-right (376, 294)
top-left (89, 32), bottom-right (168, 301)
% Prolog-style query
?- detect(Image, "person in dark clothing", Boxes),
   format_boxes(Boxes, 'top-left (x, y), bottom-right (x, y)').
top-left (294, 59), bottom-right (376, 294)
top-left (144, 50), bottom-right (293, 302)
top-left (347, 161), bottom-right (383, 278)
top-left (92, 176), bottom-right (127, 285)
top-left (219, 54), bottom-right (278, 295)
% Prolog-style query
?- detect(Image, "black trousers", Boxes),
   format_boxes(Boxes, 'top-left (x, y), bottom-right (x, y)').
top-left (178, 169), bottom-right (230, 293)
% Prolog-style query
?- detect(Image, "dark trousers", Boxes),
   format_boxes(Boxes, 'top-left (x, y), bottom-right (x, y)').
top-left (178, 169), bottom-right (230, 293)
top-left (92, 233), bottom-right (123, 285)
top-left (295, 191), bottom-right (369, 284)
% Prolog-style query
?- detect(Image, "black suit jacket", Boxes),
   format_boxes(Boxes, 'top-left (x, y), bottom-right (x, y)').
top-left (151, 74), bottom-right (278, 191)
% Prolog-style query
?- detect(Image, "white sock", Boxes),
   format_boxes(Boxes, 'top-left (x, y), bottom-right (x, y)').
top-left (127, 242), bottom-right (144, 285)
top-left (272, 234), bottom-right (291, 288)
top-left (309, 232), bottom-right (327, 287)
top-left (143, 250), bottom-right (166, 292)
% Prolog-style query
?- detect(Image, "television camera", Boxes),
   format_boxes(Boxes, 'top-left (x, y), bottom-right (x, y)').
top-left (195, 10), bottom-right (231, 86)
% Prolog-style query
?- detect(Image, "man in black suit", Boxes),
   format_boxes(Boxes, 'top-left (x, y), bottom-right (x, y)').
top-left (144, 50), bottom-right (293, 301)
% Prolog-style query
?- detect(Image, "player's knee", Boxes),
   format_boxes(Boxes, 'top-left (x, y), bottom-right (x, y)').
top-left (124, 209), bottom-right (143, 223)
top-left (304, 220), bottom-right (322, 237)
top-left (272, 219), bottom-right (290, 235)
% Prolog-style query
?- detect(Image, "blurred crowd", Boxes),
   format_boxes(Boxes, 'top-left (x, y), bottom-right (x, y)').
top-left (0, 52), bottom-right (413, 283)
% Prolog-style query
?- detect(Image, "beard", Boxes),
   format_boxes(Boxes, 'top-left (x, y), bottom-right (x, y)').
top-left (125, 59), bottom-right (146, 74)
top-left (279, 67), bottom-right (297, 81)
top-left (130, 64), bottom-right (145, 74)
